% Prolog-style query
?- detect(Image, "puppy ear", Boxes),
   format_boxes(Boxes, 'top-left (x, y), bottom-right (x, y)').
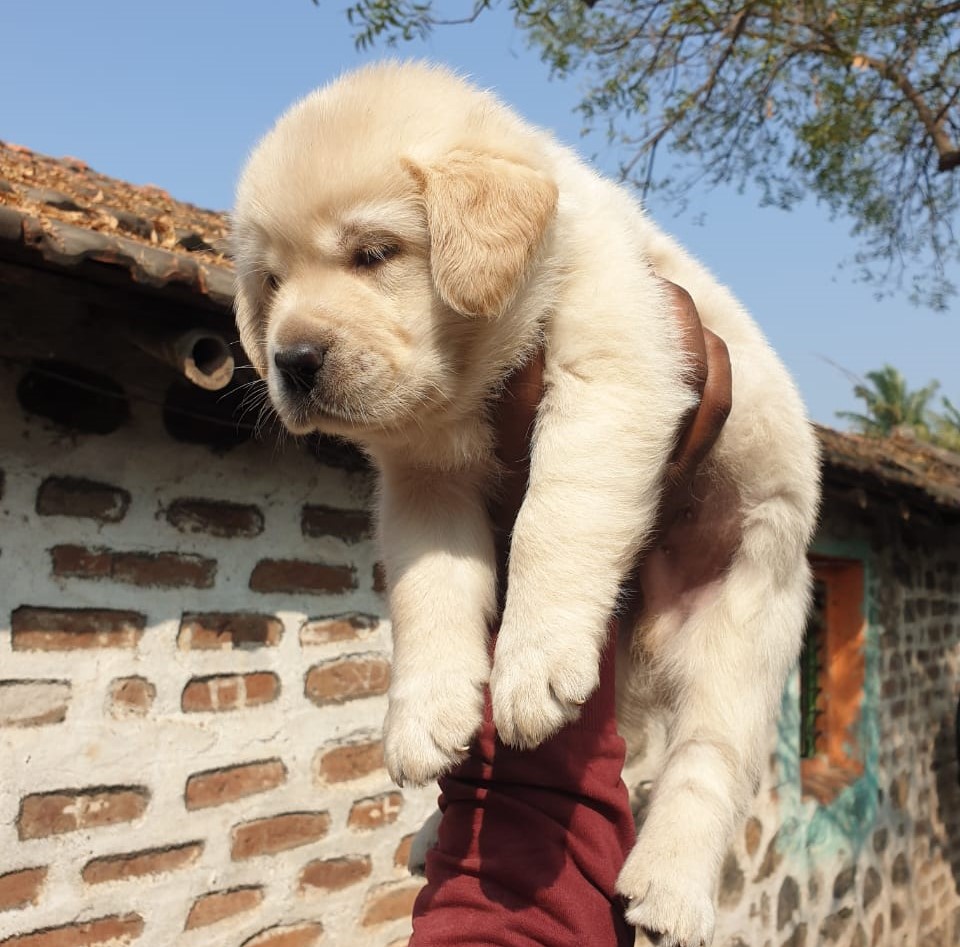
top-left (407, 150), bottom-right (558, 318)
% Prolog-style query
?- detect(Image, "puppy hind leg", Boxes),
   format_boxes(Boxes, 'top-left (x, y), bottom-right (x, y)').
top-left (617, 557), bottom-right (810, 947)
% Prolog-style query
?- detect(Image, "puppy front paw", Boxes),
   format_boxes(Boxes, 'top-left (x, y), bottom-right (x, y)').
top-left (383, 678), bottom-right (485, 787)
top-left (617, 848), bottom-right (716, 947)
top-left (489, 633), bottom-right (599, 749)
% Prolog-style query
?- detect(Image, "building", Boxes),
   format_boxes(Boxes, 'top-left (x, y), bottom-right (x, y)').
top-left (0, 140), bottom-right (958, 947)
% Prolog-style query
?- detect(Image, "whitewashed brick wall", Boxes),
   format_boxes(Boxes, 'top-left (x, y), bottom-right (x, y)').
top-left (0, 351), bottom-right (434, 947)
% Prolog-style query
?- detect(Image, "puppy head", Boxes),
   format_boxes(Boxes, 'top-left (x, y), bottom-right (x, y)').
top-left (232, 62), bottom-right (557, 441)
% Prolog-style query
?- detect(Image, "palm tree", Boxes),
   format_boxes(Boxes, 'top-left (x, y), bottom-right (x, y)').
top-left (941, 396), bottom-right (960, 431)
top-left (836, 365), bottom-right (939, 438)
top-left (932, 396), bottom-right (960, 452)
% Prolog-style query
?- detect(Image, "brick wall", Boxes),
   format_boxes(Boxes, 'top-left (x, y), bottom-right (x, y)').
top-left (2, 293), bottom-right (959, 947)
top-left (0, 346), bottom-right (433, 947)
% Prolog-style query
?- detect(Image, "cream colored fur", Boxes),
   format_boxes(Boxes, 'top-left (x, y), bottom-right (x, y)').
top-left (233, 61), bottom-right (821, 947)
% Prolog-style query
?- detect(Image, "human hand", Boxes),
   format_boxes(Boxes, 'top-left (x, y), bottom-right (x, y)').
top-left (631, 281), bottom-right (736, 620)
top-left (493, 280), bottom-right (734, 619)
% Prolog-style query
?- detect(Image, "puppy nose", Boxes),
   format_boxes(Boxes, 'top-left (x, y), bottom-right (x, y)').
top-left (274, 344), bottom-right (326, 394)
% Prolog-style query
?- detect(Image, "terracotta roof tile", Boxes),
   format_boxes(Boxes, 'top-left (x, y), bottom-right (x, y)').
top-left (0, 139), bottom-right (232, 306)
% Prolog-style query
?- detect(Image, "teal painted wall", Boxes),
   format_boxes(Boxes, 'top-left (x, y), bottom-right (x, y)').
top-left (774, 537), bottom-right (880, 866)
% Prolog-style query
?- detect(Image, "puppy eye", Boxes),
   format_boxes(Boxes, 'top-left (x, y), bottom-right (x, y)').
top-left (265, 273), bottom-right (281, 293)
top-left (354, 244), bottom-right (400, 269)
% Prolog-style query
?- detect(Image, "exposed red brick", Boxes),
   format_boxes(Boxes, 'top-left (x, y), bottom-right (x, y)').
top-left (301, 505), bottom-right (372, 542)
top-left (50, 545), bottom-right (216, 589)
top-left (361, 881), bottom-right (423, 926)
top-left (0, 867), bottom-right (47, 911)
top-left (240, 923), bottom-right (324, 947)
top-left (108, 677), bottom-right (155, 718)
top-left (82, 841), bottom-right (203, 884)
top-left (184, 886), bottom-right (264, 929)
top-left (166, 498), bottom-right (264, 538)
top-left (49, 545), bottom-right (110, 579)
top-left (181, 673), bottom-right (279, 713)
top-left (0, 913), bottom-right (144, 946)
top-left (18, 787), bottom-right (149, 840)
top-left (0, 681), bottom-right (70, 727)
top-left (230, 811), bottom-right (330, 860)
top-left (314, 737), bottom-right (385, 784)
top-left (36, 476), bottom-right (130, 523)
top-left (11, 607), bottom-right (144, 651)
top-left (299, 612), bottom-right (379, 646)
top-left (373, 561), bottom-right (387, 594)
top-left (304, 655), bottom-right (390, 706)
top-left (185, 759), bottom-right (286, 811)
top-left (249, 558), bottom-right (355, 595)
top-left (347, 792), bottom-right (403, 831)
top-left (299, 855), bottom-right (372, 892)
top-left (177, 612), bottom-right (282, 650)
top-left (394, 833), bottom-right (415, 869)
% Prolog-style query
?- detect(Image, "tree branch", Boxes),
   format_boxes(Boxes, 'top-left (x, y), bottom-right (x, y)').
top-left (855, 51), bottom-right (960, 173)
top-left (938, 149), bottom-right (960, 170)
top-left (794, 14), bottom-right (960, 176)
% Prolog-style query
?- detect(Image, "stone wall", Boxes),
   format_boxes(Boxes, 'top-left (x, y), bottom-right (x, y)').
top-left (703, 495), bottom-right (960, 947)
top-left (0, 303), bottom-right (433, 947)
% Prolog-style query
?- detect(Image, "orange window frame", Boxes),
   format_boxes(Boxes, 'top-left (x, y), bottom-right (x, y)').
top-left (800, 554), bottom-right (867, 805)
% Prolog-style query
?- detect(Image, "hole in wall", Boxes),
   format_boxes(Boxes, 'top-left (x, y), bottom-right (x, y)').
top-left (17, 360), bottom-right (129, 434)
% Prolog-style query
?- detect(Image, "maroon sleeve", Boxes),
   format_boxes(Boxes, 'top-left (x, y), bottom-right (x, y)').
top-left (409, 622), bottom-right (636, 947)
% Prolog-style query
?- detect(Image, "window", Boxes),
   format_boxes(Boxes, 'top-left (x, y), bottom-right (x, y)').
top-left (799, 554), bottom-right (867, 804)
top-left (799, 577), bottom-right (827, 761)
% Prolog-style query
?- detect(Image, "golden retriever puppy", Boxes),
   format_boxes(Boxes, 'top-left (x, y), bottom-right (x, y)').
top-left (233, 61), bottom-right (820, 946)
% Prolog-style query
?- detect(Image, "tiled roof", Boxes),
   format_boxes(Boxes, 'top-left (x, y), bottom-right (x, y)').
top-left (816, 424), bottom-right (960, 515)
top-left (1, 139), bottom-right (958, 515)
top-left (0, 139), bottom-right (233, 308)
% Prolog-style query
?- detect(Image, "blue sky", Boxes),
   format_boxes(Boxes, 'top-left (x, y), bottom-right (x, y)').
top-left (4, 1), bottom-right (956, 426)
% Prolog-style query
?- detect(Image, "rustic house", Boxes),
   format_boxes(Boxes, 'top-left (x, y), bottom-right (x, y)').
top-left (0, 141), bottom-right (957, 947)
